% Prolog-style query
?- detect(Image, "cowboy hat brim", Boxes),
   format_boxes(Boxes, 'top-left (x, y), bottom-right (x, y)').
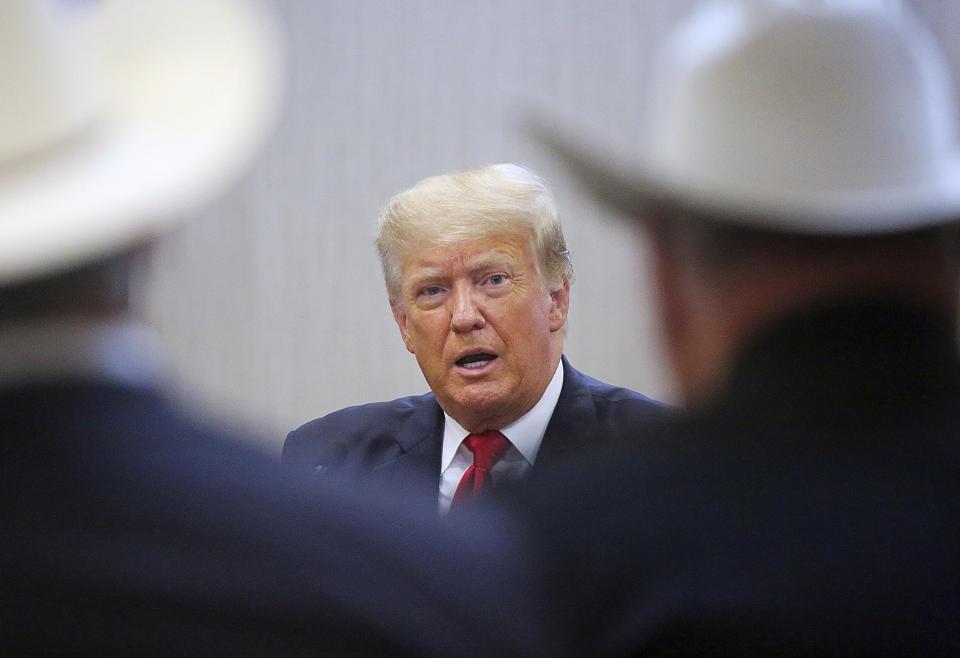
top-left (530, 120), bottom-right (960, 236)
top-left (0, 0), bottom-right (282, 285)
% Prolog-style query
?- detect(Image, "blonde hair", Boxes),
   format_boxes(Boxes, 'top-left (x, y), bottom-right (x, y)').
top-left (376, 164), bottom-right (573, 301)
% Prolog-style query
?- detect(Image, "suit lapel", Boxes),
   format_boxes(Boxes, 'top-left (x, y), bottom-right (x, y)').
top-left (368, 396), bottom-right (444, 501)
top-left (535, 356), bottom-right (600, 466)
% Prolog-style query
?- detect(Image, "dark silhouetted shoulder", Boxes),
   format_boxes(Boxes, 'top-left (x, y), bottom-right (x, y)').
top-left (2, 380), bottom-right (549, 656)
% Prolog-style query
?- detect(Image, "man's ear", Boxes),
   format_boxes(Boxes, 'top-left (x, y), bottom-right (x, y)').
top-left (390, 300), bottom-right (416, 354)
top-left (548, 278), bottom-right (571, 332)
top-left (646, 221), bottom-right (709, 405)
top-left (647, 223), bottom-right (685, 362)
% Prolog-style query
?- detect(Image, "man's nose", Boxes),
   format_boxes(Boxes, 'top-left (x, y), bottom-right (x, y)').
top-left (450, 284), bottom-right (485, 333)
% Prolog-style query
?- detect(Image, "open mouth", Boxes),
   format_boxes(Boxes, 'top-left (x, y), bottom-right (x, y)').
top-left (455, 352), bottom-right (498, 370)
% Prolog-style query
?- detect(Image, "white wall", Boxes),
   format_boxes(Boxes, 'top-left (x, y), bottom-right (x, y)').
top-left (141, 0), bottom-right (953, 453)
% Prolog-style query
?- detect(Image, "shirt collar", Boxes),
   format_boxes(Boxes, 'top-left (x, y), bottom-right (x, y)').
top-left (440, 359), bottom-right (564, 470)
top-left (0, 317), bottom-right (162, 390)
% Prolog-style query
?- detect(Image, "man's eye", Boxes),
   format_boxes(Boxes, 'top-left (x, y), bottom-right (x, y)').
top-left (488, 274), bottom-right (507, 285)
top-left (422, 286), bottom-right (443, 296)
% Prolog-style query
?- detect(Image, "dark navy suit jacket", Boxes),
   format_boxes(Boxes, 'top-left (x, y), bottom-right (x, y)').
top-left (499, 301), bottom-right (960, 656)
top-left (1, 379), bottom-right (551, 656)
top-left (282, 356), bottom-right (668, 500)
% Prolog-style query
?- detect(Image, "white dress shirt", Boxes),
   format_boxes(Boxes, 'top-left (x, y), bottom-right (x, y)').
top-left (438, 360), bottom-right (564, 514)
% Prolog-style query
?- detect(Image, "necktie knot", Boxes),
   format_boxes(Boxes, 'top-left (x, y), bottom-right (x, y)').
top-left (450, 430), bottom-right (510, 510)
top-left (464, 430), bottom-right (510, 470)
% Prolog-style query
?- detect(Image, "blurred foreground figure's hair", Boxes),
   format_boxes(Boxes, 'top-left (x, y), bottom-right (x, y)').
top-left (511, 0), bottom-right (960, 654)
top-left (0, 3), bottom-right (545, 656)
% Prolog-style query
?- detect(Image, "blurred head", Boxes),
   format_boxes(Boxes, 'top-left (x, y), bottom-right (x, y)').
top-left (0, 0), bottom-right (280, 313)
top-left (534, 0), bottom-right (960, 405)
top-left (377, 164), bottom-right (572, 432)
top-left (0, 252), bottom-right (144, 326)
top-left (643, 208), bottom-right (960, 406)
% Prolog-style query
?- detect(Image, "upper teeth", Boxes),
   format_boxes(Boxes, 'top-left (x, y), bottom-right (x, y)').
top-left (462, 359), bottom-right (490, 369)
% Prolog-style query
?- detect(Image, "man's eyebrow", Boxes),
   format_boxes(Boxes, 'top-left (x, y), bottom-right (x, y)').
top-left (467, 253), bottom-right (517, 273)
top-left (404, 269), bottom-right (445, 290)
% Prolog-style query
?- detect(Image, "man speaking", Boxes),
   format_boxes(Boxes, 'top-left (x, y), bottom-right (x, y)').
top-left (283, 164), bottom-right (666, 512)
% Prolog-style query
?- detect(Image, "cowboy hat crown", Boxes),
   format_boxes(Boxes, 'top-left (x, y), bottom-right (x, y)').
top-left (537, 0), bottom-right (960, 234)
top-left (0, 0), bottom-right (282, 284)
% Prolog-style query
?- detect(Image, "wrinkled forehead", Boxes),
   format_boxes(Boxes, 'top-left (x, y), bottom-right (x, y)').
top-left (397, 229), bottom-right (538, 278)
top-left (398, 216), bottom-right (533, 256)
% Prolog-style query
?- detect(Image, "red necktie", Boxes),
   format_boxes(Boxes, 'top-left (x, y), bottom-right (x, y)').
top-left (450, 430), bottom-right (510, 509)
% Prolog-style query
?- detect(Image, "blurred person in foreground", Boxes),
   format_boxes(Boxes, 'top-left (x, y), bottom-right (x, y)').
top-left (283, 164), bottom-right (667, 513)
top-left (0, 2), bottom-right (545, 655)
top-left (502, 0), bottom-right (960, 654)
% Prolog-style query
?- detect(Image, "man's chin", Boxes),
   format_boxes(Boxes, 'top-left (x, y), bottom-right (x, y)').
top-left (439, 386), bottom-right (517, 430)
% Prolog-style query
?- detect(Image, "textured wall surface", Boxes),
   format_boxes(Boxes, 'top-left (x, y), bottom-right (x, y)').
top-left (142, 0), bottom-right (947, 453)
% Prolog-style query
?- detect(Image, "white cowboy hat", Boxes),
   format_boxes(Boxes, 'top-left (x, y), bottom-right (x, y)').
top-left (0, 0), bottom-right (282, 284)
top-left (532, 0), bottom-right (960, 235)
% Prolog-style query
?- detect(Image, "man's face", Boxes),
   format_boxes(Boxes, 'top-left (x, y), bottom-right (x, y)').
top-left (391, 233), bottom-right (569, 432)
